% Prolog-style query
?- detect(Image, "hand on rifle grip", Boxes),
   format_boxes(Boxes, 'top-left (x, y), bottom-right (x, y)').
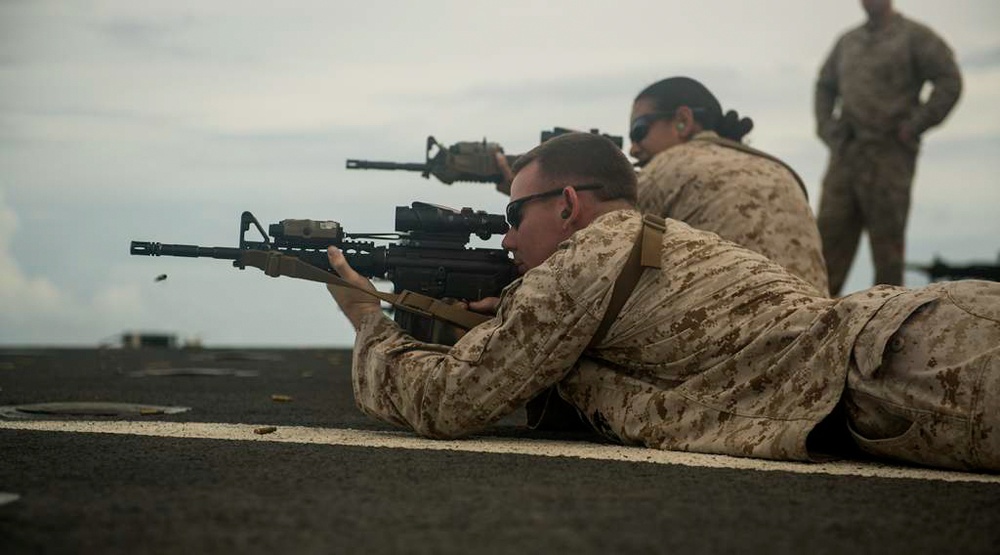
top-left (464, 296), bottom-right (501, 316)
top-left (495, 152), bottom-right (514, 196)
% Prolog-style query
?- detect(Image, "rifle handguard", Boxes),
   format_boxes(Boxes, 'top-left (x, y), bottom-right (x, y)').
top-left (240, 250), bottom-right (492, 331)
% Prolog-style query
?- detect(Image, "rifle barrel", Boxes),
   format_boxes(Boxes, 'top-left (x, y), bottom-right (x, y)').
top-left (345, 159), bottom-right (427, 172)
top-left (905, 260), bottom-right (1000, 282)
top-left (130, 241), bottom-right (242, 261)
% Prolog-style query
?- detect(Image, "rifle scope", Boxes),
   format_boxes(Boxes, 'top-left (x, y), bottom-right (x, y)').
top-left (395, 202), bottom-right (508, 240)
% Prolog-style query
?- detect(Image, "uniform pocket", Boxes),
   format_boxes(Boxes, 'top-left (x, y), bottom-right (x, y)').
top-left (853, 292), bottom-right (940, 379)
top-left (448, 322), bottom-right (504, 364)
top-left (944, 281), bottom-right (1000, 323)
top-left (447, 283), bottom-right (520, 364)
top-left (847, 417), bottom-right (920, 460)
top-left (846, 399), bottom-right (975, 471)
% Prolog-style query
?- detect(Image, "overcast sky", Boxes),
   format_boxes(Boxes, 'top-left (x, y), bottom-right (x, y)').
top-left (2, 0), bottom-right (998, 347)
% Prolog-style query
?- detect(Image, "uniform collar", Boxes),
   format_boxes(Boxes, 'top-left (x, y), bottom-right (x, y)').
top-left (864, 11), bottom-right (903, 34)
top-left (649, 130), bottom-right (718, 160)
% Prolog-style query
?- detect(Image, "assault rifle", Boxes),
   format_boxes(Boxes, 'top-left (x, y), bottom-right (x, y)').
top-left (347, 135), bottom-right (518, 188)
top-left (130, 203), bottom-right (519, 342)
top-left (906, 255), bottom-right (1000, 283)
top-left (345, 128), bottom-right (623, 195)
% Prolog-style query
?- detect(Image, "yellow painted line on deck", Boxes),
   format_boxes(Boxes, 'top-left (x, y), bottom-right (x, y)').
top-left (2, 419), bottom-right (998, 484)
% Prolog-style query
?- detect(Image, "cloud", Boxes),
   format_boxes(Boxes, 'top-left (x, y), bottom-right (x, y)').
top-left (95, 18), bottom-right (201, 60)
top-left (0, 190), bottom-right (149, 344)
top-left (0, 190), bottom-right (63, 315)
top-left (90, 283), bottom-right (145, 318)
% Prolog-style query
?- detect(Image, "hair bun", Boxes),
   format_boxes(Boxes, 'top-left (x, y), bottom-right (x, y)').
top-left (716, 110), bottom-right (754, 142)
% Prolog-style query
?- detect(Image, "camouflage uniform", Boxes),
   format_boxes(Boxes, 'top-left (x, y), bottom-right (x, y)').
top-left (637, 131), bottom-right (829, 296)
top-left (848, 280), bottom-right (1000, 470)
top-left (815, 12), bottom-right (962, 295)
top-left (350, 210), bottom-right (1000, 471)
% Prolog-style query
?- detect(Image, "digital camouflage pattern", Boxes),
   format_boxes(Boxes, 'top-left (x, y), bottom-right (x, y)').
top-left (815, 13), bottom-right (961, 142)
top-left (636, 131), bottom-right (829, 296)
top-left (817, 139), bottom-right (915, 295)
top-left (349, 210), bottom-right (1000, 470)
top-left (815, 12), bottom-right (962, 294)
top-left (847, 280), bottom-right (1000, 471)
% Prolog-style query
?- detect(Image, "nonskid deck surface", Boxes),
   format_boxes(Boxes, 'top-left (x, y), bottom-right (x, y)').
top-left (1, 348), bottom-right (998, 554)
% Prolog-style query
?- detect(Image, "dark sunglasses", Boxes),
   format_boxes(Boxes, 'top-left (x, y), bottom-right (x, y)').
top-left (629, 112), bottom-right (675, 143)
top-left (629, 107), bottom-right (705, 143)
top-left (505, 183), bottom-right (604, 229)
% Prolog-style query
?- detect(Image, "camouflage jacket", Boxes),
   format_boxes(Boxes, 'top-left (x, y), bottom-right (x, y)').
top-left (815, 12), bottom-right (962, 144)
top-left (350, 210), bottom-right (938, 461)
top-left (636, 132), bottom-right (829, 295)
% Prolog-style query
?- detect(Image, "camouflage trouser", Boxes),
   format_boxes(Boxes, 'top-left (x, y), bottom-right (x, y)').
top-left (846, 281), bottom-right (1000, 472)
top-left (817, 138), bottom-right (917, 296)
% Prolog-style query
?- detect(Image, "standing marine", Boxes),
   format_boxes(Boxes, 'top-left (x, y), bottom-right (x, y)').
top-left (815, 0), bottom-right (962, 295)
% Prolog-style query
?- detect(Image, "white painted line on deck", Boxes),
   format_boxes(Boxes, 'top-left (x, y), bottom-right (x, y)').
top-left (3, 419), bottom-right (998, 484)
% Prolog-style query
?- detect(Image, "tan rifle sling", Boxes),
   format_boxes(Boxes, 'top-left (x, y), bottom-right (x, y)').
top-left (527, 214), bottom-right (665, 430)
top-left (694, 134), bottom-right (809, 200)
top-left (587, 213), bottom-right (665, 348)
top-left (239, 250), bottom-right (491, 331)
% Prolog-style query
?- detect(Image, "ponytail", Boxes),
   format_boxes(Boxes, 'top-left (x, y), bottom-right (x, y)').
top-left (713, 110), bottom-right (754, 142)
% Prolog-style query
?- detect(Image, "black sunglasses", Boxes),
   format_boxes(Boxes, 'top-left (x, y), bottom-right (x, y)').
top-left (505, 184), bottom-right (604, 229)
top-left (629, 107), bottom-right (706, 143)
top-left (629, 112), bottom-right (674, 143)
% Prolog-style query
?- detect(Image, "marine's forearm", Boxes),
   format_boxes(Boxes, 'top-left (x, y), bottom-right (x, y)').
top-left (908, 28), bottom-right (963, 134)
top-left (350, 309), bottom-right (559, 439)
top-left (911, 73), bottom-right (962, 134)
top-left (813, 84), bottom-right (839, 136)
top-left (349, 265), bottom-right (602, 439)
top-left (814, 41), bottom-right (841, 137)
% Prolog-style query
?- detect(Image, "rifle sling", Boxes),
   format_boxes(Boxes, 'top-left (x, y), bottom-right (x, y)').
top-left (239, 250), bottom-right (491, 330)
top-left (694, 135), bottom-right (809, 200)
top-left (527, 214), bottom-right (665, 431)
top-left (587, 214), bottom-right (664, 349)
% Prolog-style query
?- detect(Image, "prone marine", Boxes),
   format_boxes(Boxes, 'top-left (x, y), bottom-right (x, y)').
top-left (326, 132), bottom-right (1000, 473)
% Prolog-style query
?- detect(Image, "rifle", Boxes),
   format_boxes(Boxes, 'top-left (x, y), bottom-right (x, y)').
top-left (130, 202), bottom-right (520, 342)
top-left (345, 128), bottom-right (623, 195)
top-left (905, 254), bottom-right (1000, 282)
top-left (346, 136), bottom-right (517, 190)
